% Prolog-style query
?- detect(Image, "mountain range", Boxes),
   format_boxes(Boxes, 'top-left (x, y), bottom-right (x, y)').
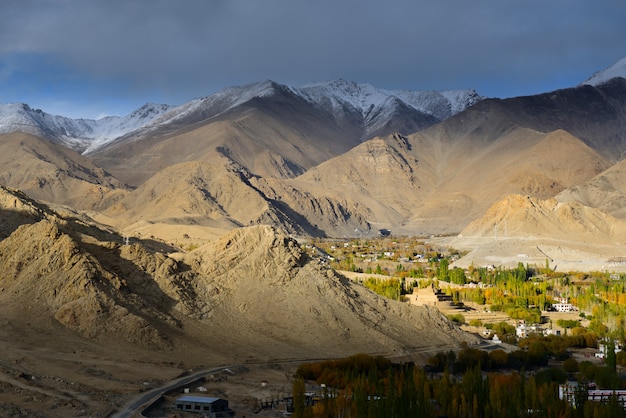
top-left (1, 55), bottom-right (626, 416)
top-left (0, 80), bottom-right (481, 154)
top-left (1, 60), bottom-right (626, 248)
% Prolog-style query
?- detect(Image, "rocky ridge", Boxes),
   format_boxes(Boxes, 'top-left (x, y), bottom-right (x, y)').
top-left (0, 184), bottom-right (476, 361)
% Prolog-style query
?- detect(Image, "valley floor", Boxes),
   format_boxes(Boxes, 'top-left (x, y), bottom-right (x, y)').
top-left (446, 235), bottom-right (626, 273)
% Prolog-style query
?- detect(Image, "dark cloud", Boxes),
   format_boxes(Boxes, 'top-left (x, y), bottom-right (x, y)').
top-left (1, 0), bottom-right (625, 117)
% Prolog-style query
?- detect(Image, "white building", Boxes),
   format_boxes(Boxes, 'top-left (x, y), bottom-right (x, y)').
top-left (553, 302), bottom-right (577, 312)
top-left (595, 339), bottom-right (622, 359)
top-left (516, 323), bottom-right (544, 339)
top-left (560, 381), bottom-right (626, 409)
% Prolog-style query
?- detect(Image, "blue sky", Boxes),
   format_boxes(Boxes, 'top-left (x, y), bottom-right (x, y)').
top-left (1, 0), bottom-right (625, 119)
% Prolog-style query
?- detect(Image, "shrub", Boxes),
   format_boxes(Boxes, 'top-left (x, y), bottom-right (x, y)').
top-left (447, 313), bottom-right (465, 325)
top-left (563, 358), bottom-right (579, 373)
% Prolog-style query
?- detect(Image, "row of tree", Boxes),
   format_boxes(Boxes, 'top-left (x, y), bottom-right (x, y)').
top-left (292, 353), bottom-right (625, 418)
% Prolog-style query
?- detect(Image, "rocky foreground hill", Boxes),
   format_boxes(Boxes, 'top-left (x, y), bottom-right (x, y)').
top-left (1, 184), bottom-right (476, 354)
top-left (0, 184), bottom-right (477, 415)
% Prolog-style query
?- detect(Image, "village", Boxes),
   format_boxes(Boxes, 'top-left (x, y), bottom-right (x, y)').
top-left (136, 236), bottom-right (626, 416)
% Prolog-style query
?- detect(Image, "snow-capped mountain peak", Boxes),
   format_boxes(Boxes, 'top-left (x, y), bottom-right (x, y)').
top-left (0, 101), bottom-right (173, 153)
top-left (582, 56), bottom-right (626, 86)
top-left (81, 103), bottom-right (174, 153)
top-left (297, 79), bottom-right (391, 113)
top-left (295, 79), bottom-right (481, 121)
top-left (0, 79), bottom-right (482, 154)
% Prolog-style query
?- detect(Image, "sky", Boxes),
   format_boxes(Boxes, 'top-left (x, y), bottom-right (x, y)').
top-left (1, 0), bottom-right (625, 119)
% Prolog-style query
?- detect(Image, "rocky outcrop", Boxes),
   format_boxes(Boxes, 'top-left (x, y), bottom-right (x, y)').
top-left (0, 186), bottom-right (477, 358)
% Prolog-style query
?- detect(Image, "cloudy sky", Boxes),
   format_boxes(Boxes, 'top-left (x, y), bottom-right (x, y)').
top-left (1, 0), bottom-right (625, 119)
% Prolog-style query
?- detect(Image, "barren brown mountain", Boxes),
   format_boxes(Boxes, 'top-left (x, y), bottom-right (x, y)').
top-left (0, 132), bottom-right (124, 210)
top-left (93, 155), bottom-right (374, 243)
top-left (440, 78), bottom-right (626, 162)
top-left (1, 79), bottom-right (625, 242)
top-left (89, 83), bottom-right (365, 186)
top-left (292, 127), bottom-right (609, 235)
top-left (0, 185), bottom-right (477, 416)
top-left (452, 194), bottom-right (626, 271)
top-left (556, 157), bottom-right (626, 220)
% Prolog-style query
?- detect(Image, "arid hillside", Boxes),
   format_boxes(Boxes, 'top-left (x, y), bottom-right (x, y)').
top-left (91, 156), bottom-right (374, 242)
top-left (0, 184), bottom-right (477, 416)
top-left (0, 132), bottom-right (125, 210)
top-left (442, 78), bottom-right (626, 162)
top-left (293, 127), bottom-right (610, 235)
top-left (556, 157), bottom-right (626, 220)
top-left (1, 185), bottom-right (474, 356)
top-left (451, 194), bottom-right (626, 272)
top-left (459, 194), bottom-right (626, 240)
top-left (88, 83), bottom-right (366, 186)
top-left (91, 81), bottom-right (624, 240)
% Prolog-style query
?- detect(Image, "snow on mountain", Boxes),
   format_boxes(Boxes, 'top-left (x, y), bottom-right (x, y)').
top-left (0, 102), bottom-right (172, 152)
top-left (81, 103), bottom-right (173, 152)
top-left (0, 79), bottom-right (482, 154)
top-left (144, 80), bottom-right (281, 127)
top-left (582, 56), bottom-right (626, 86)
top-left (296, 79), bottom-right (481, 121)
top-left (0, 103), bottom-right (92, 149)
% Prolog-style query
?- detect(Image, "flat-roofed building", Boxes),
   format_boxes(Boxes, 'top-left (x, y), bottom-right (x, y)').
top-left (174, 395), bottom-right (234, 417)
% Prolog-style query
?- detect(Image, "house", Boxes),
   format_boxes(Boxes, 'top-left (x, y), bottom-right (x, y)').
top-left (560, 381), bottom-right (626, 409)
top-left (553, 302), bottom-right (577, 312)
top-left (595, 339), bottom-right (623, 359)
top-left (174, 396), bottom-right (234, 417)
top-left (516, 323), bottom-right (544, 339)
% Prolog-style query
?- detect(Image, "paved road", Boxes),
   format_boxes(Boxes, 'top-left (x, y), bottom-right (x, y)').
top-left (111, 366), bottom-right (229, 418)
top-left (111, 341), bottom-right (495, 417)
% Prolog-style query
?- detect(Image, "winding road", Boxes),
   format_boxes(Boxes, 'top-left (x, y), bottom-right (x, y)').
top-left (111, 366), bottom-right (229, 418)
top-left (110, 340), bottom-right (502, 417)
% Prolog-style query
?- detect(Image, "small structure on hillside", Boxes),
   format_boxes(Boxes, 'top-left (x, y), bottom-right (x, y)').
top-left (409, 286), bottom-right (454, 307)
top-left (174, 395), bottom-right (234, 417)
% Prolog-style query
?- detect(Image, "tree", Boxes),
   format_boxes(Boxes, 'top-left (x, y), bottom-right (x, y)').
top-left (292, 377), bottom-right (306, 418)
top-left (563, 358), bottom-right (579, 374)
top-left (594, 366), bottom-right (618, 389)
top-left (449, 267), bottom-right (466, 284)
top-left (616, 349), bottom-right (626, 367)
top-left (437, 258), bottom-right (449, 281)
top-left (489, 349), bottom-right (509, 369)
top-left (375, 264), bottom-right (384, 275)
top-left (605, 339), bottom-right (617, 372)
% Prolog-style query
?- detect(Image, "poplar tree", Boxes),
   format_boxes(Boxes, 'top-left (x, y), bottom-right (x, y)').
top-left (292, 377), bottom-right (306, 418)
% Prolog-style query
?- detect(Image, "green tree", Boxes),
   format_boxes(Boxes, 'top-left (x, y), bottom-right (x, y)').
top-left (375, 264), bottom-right (384, 275)
top-left (449, 267), bottom-right (466, 284)
top-left (605, 339), bottom-right (617, 372)
top-left (437, 258), bottom-right (449, 281)
top-left (616, 349), bottom-right (626, 367)
top-left (292, 377), bottom-right (306, 418)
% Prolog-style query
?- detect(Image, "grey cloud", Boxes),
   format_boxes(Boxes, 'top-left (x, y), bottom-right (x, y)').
top-left (1, 0), bottom-right (626, 113)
